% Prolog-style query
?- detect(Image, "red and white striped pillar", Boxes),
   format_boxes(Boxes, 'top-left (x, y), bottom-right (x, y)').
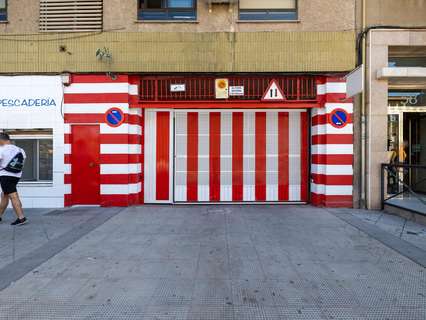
top-left (311, 77), bottom-right (354, 207)
top-left (63, 75), bottom-right (143, 207)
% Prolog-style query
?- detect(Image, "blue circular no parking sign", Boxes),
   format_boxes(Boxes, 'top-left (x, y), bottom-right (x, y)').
top-left (105, 107), bottom-right (124, 127)
top-left (329, 108), bottom-right (349, 129)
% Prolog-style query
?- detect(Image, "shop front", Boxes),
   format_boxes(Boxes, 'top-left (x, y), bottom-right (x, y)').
top-left (0, 76), bottom-right (64, 208)
top-left (1, 74), bottom-right (354, 208)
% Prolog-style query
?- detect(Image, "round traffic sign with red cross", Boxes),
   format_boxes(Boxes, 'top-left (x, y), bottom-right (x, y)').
top-left (105, 107), bottom-right (125, 127)
top-left (329, 108), bottom-right (349, 129)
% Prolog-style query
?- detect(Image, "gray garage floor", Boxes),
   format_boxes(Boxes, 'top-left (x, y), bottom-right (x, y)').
top-left (0, 205), bottom-right (425, 319)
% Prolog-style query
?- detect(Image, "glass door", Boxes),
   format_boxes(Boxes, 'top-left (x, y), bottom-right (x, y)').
top-left (405, 113), bottom-right (426, 193)
top-left (387, 107), bottom-right (426, 196)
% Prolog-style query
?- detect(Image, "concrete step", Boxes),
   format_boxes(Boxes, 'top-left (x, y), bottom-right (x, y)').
top-left (384, 203), bottom-right (426, 226)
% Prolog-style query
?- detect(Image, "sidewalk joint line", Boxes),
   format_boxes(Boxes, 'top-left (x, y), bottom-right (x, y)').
top-left (0, 207), bottom-right (124, 291)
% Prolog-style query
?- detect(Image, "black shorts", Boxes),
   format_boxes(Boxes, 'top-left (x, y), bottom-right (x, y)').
top-left (0, 176), bottom-right (20, 195)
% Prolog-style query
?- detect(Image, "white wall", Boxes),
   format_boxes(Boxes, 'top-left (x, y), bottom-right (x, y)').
top-left (0, 76), bottom-right (65, 208)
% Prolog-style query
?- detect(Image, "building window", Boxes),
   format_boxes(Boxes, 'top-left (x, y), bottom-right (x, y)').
top-left (3, 129), bottom-right (53, 182)
top-left (138, 0), bottom-right (196, 21)
top-left (389, 46), bottom-right (426, 68)
top-left (389, 57), bottom-right (426, 68)
top-left (0, 0), bottom-right (7, 21)
top-left (239, 0), bottom-right (297, 21)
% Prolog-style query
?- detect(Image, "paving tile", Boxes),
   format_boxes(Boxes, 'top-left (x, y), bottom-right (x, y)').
top-left (192, 278), bottom-right (233, 305)
top-left (276, 306), bottom-right (326, 320)
top-left (187, 304), bottom-right (234, 320)
top-left (143, 304), bottom-right (191, 320)
top-left (270, 279), bottom-right (316, 307)
top-left (231, 279), bottom-right (277, 307)
top-left (230, 258), bottom-right (265, 280)
top-left (233, 306), bottom-right (281, 320)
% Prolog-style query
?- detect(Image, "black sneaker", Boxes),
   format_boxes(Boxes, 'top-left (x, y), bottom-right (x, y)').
top-left (11, 217), bottom-right (27, 226)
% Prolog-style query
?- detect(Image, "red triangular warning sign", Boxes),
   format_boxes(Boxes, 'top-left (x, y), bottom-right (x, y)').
top-left (261, 79), bottom-right (286, 101)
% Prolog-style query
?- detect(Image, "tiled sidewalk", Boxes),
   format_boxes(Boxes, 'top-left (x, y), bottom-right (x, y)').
top-left (1, 208), bottom-right (79, 270)
top-left (349, 209), bottom-right (426, 251)
top-left (0, 205), bottom-right (425, 319)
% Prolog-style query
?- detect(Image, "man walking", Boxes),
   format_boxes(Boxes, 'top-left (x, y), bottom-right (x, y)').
top-left (0, 133), bottom-right (27, 226)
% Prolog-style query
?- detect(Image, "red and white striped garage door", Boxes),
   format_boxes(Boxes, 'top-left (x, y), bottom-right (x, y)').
top-left (144, 110), bottom-right (309, 203)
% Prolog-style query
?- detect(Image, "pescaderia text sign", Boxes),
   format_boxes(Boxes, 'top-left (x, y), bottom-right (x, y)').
top-left (0, 76), bottom-right (63, 110)
top-left (0, 98), bottom-right (57, 107)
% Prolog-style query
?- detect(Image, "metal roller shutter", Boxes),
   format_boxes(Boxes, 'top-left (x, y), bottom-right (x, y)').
top-left (144, 109), bottom-right (309, 204)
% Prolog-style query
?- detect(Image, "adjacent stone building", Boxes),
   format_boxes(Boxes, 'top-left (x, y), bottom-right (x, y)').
top-left (359, 0), bottom-right (426, 210)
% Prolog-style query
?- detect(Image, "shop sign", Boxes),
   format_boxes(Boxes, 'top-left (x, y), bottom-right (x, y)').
top-left (388, 91), bottom-right (425, 107)
top-left (229, 86), bottom-right (244, 96)
top-left (0, 98), bottom-right (57, 107)
top-left (346, 65), bottom-right (364, 98)
top-left (170, 84), bottom-right (186, 92)
top-left (0, 76), bottom-right (63, 111)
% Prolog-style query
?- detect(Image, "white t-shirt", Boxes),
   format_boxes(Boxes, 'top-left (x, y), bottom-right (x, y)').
top-left (0, 144), bottom-right (27, 178)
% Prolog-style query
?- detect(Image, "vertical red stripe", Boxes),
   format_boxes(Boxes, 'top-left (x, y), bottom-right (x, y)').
top-left (278, 112), bottom-right (289, 201)
top-left (300, 112), bottom-right (309, 202)
top-left (156, 112), bottom-right (170, 201)
top-left (232, 112), bottom-right (244, 201)
top-left (210, 113), bottom-right (221, 201)
top-left (141, 109), bottom-right (145, 204)
top-left (187, 112), bottom-right (199, 201)
top-left (255, 112), bottom-right (267, 201)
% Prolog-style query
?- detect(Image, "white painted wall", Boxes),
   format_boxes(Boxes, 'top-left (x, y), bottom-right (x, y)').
top-left (0, 76), bottom-right (65, 208)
